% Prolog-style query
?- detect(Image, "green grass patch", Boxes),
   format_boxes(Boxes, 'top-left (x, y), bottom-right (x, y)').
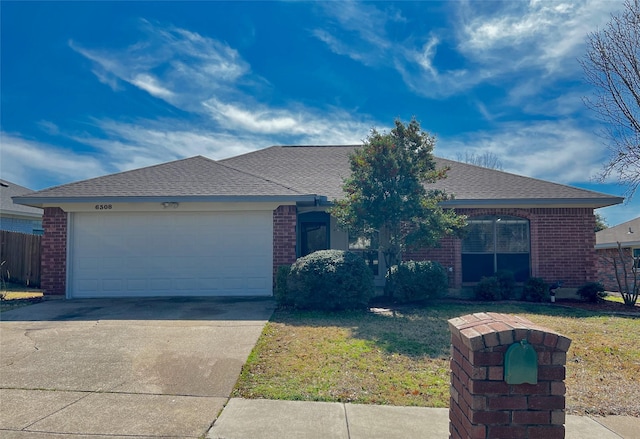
top-left (233, 302), bottom-right (640, 416)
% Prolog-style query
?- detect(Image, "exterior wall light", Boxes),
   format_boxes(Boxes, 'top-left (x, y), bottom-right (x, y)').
top-left (161, 202), bottom-right (179, 209)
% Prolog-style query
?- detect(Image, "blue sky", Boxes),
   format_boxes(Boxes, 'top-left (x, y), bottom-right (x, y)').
top-left (1, 0), bottom-right (638, 225)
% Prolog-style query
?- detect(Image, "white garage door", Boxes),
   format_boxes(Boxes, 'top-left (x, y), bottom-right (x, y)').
top-left (68, 211), bottom-right (273, 298)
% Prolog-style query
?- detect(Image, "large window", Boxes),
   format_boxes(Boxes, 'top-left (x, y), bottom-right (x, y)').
top-left (349, 233), bottom-right (379, 276)
top-left (462, 215), bottom-right (530, 282)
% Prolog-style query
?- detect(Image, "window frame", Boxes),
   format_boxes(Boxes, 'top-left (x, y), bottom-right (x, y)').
top-left (462, 215), bottom-right (531, 283)
top-left (348, 231), bottom-right (380, 276)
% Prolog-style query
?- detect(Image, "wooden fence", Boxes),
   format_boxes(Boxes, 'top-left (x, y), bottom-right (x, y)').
top-left (0, 230), bottom-right (41, 287)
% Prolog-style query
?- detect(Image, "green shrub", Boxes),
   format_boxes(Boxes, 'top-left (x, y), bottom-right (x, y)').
top-left (521, 277), bottom-right (549, 302)
top-left (495, 270), bottom-right (516, 299)
top-left (576, 282), bottom-right (607, 303)
top-left (286, 250), bottom-right (374, 311)
top-left (474, 276), bottom-right (501, 301)
top-left (275, 265), bottom-right (292, 306)
top-left (473, 270), bottom-right (515, 301)
top-left (385, 260), bottom-right (448, 303)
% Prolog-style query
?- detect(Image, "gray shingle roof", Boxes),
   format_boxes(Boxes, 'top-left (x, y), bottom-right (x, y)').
top-left (221, 146), bottom-right (353, 201)
top-left (595, 217), bottom-right (640, 248)
top-left (14, 146), bottom-right (623, 209)
top-left (222, 146), bottom-right (623, 207)
top-left (14, 156), bottom-right (309, 205)
top-left (1, 179), bottom-right (43, 217)
top-left (433, 157), bottom-right (621, 207)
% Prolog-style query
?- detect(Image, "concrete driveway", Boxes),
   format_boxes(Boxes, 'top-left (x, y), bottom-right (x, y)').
top-left (0, 296), bottom-right (275, 438)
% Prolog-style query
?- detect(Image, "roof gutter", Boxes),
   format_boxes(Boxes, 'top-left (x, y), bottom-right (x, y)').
top-left (595, 241), bottom-right (640, 250)
top-left (440, 197), bottom-right (624, 209)
top-left (12, 194), bottom-right (325, 209)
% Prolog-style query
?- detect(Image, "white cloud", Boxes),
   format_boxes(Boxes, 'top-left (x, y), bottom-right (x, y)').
top-left (0, 18), bottom-right (374, 188)
top-left (310, 0), bottom-right (621, 102)
top-left (130, 73), bottom-right (175, 99)
top-left (69, 21), bottom-right (250, 111)
top-left (397, 0), bottom-right (620, 99)
top-left (455, 0), bottom-right (618, 80)
top-left (65, 18), bottom-right (378, 146)
top-left (311, 1), bottom-right (404, 65)
top-left (6, 109), bottom-right (373, 187)
top-left (203, 99), bottom-right (300, 134)
top-left (438, 119), bottom-right (608, 184)
top-left (37, 121), bottom-right (60, 136)
top-left (413, 36), bottom-right (440, 78)
top-left (0, 133), bottom-right (108, 189)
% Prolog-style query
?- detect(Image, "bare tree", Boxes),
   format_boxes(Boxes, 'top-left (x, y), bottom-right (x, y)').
top-left (598, 243), bottom-right (639, 306)
top-left (455, 151), bottom-right (503, 170)
top-left (581, 0), bottom-right (640, 199)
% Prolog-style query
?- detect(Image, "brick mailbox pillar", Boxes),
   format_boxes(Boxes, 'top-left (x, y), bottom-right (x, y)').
top-left (448, 313), bottom-right (571, 439)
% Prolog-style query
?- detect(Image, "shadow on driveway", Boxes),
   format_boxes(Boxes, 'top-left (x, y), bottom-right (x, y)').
top-left (1, 296), bottom-right (276, 321)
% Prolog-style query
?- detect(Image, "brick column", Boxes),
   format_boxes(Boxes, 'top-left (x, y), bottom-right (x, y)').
top-left (273, 205), bottom-right (297, 277)
top-left (41, 207), bottom-right (67, 296)
top-left (448, 313), bottom-right (571, 439)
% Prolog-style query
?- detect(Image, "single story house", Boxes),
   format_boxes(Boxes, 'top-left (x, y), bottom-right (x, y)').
top-left (14, 145), bottom-right (623, 299)
top-left (0, 179), bottom-right (43, 235)
top-left (595, 217), bottom-right (640, 292)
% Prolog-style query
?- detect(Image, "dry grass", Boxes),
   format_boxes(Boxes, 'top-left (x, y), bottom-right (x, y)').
top-left (0, 284), bottom-right (44, 312)
top-left (531, 312), bottom-right (640, 416)
top-left (233, 302), bottom-right (640, 416)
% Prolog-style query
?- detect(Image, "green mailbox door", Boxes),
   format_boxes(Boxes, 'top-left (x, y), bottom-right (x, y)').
top-left (504, 340), bottom-right (538, 385)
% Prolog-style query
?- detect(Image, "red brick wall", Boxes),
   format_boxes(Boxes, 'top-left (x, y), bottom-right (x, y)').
top-left (403, 208), bottom-right (596, 288)
top-left (404, 236), bottom-right (462, 287)
top-left (449, 313), bottom-right (571, 439)
top-left (41, 207), bottom-right (67, 296)
top-left (273, 205), bottom-right (297, 276)
top-left (596, 247), bottom-right (635, 292)
top-left (530, 208), bottom-right (597, 287)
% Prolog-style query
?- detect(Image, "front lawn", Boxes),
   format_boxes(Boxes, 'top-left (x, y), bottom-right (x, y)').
top-left (233, 302), bottom-right (640, 416)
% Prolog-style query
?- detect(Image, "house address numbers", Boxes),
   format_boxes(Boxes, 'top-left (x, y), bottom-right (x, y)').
top-left (95, 204), bottom-right (113, 210)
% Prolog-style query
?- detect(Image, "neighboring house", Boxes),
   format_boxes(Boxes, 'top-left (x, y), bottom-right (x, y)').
top-left (13, 146), bottom-right (623, 298)
top-left (595, 217), bottom-right (640, 292)
top-left (0, 179), bottom-right (43, 235)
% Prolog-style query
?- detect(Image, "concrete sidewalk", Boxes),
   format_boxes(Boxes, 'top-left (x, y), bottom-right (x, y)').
top-left (207, 398), bottom-right (639, 439)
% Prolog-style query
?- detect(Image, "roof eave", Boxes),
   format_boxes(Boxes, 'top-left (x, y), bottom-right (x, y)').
top-left (0, 210), bottom-right (43, 219)
top-left (440, 197), bottom-right (624, 209)
top-left (595, 241), bottom-right (640, 249)
top-left (12, 194), bottom-right (324, 208)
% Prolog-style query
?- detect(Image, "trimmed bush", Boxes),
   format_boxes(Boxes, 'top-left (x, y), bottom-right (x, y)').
top-left (385, 260), bottom-right (448, 303)
top-left (474, 276), bottom-right (501, 301)
top-left (495, 270), bottom-right (516, 299)
top-left (473, 270), bottom-right (515, 301)
top-left (286, 250), bottom-right (374, 311)
top-left (521, 277), bottom-right (549, 302)
top-left (275, 265), bottom-right (291, 306)
top-left (577, 281), bottom-right (607, 303)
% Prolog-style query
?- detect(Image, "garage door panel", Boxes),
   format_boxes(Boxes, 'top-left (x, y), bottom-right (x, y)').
top-left (70, 211), bottom-right (273, 298)
top-left (126, 279), bottom-right (148, 291)
top-left (149, 278), bottom-right (173, 290)
top-left (102, 279), bottom-right (124, 292)
top-left (76, 279), bottom-right (99, 292)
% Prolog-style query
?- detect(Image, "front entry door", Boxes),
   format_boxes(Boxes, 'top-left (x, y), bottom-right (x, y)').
top-left (299, 212), bottom-right (330, 257)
